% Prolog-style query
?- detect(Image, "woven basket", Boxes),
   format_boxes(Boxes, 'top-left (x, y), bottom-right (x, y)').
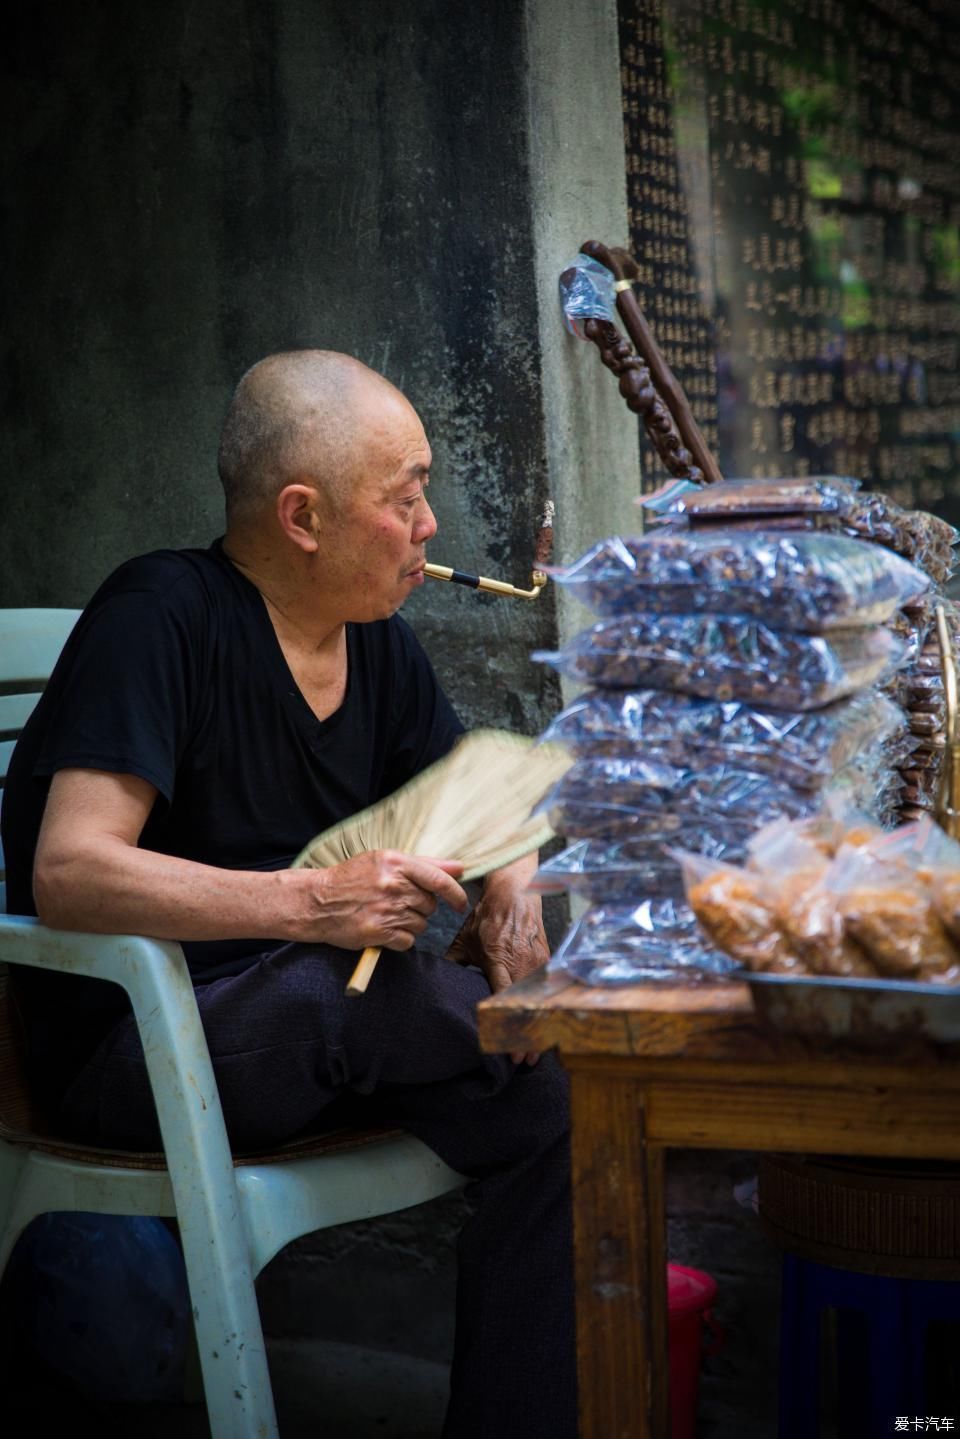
top-left (758, 1153), bottom-right (960, 1281)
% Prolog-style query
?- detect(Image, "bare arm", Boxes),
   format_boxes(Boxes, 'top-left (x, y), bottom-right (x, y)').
top-left (34, 769), bottom-right (467, 950)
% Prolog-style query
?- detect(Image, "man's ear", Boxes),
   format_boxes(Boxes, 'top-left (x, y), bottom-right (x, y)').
top-left (276, 484), bottom-right (321, 552)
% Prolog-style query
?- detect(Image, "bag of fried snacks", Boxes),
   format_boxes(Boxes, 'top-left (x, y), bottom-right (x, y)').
top-left (745, 800), bottom-right (883, 868)
top-left (897, 817), bottom-right (960, 942)
top-left (746, 822), bottom-right (872, 978)
top-left (654, 474), bottom-right (861, 521)
top-left (932, 872), bottom-right (960, 945)
top-left (829, 844), bottom-right (960, 982)
top-left (672, 849), bottom-right (803, 973)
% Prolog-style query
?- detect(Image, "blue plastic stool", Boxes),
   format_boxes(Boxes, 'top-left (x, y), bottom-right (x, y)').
top-left (778, 1253), bottom-right (960, 1437)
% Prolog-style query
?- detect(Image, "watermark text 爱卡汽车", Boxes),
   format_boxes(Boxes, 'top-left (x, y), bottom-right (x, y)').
top-left (894, 1422), bottom-right (956, 1432)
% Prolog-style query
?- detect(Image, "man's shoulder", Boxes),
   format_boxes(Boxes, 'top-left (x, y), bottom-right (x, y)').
top-left (97, 545), bottom-right (224, 603)
top-left (83, 545), bottom-right (242, 631)
top-left (63, 545), bottom-right (242, 666)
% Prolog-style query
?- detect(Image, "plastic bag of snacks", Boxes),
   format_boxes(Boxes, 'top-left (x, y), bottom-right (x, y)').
top-left (931, 872), bottom-right (960, 944)
top-left (841, 491), bottom-right (918, 551)
top-left (827, 844), bottom-right (960, 981)
top-left (882, 819), bottom-right (960, 945)
top-left (744, 820), bottom-right (872, 978)
top-left (744, 798), bottom-right (883, 867)
top-left (532, 839), bottom-right (688, 902)
top-left (547, 899), bottom-right (735, 986)
top-left (899, 510), bottom-right (958, 584)
top-left (532, 829), bottom-right (764, 903)
top-left (679, 812), bottom-right (960, 982)
top-left (843, 495), bottom-right (958, 583)
top-left (640, 477), bottom-right (957, 586)
top-left (547, 530), bottom-right (929, 630)
top-left (539, 756), bottom-right (890, 842)
top-left (886, 605), bottom-right (933, 669)
top-left (534, 615), bottom-right (906, 710)
top-left (676, 839), bottom-right (872, 977)
top-left (540, 687), bottom-right (909, 787)
top-left (647, 475), bottom-right (860, 524)
top-left (671, 850), bottom-right (801, 973)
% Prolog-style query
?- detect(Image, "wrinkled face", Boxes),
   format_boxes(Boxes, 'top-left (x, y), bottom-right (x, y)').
top-left (313, 390), bottom-right (437, 622)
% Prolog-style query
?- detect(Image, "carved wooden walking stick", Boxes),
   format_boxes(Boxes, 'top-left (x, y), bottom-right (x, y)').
top-left (570, 240), bottom-right (723, 486)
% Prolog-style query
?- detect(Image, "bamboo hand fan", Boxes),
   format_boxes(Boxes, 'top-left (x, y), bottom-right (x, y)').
top-left (291, 729), bottom-right (573, 993)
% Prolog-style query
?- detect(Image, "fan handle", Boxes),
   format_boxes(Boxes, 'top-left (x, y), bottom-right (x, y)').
top-left (346, 946), bottom-right (382, 995)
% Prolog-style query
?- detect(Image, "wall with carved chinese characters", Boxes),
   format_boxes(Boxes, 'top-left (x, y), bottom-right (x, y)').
top-left (619, 4), bottom-right (960, 1434)
top-left (621, 0), bottom-right (960, 529)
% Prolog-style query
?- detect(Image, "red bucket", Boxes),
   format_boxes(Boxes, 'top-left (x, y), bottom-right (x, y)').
top-left (668, 1263), bottom-right (723, 1439)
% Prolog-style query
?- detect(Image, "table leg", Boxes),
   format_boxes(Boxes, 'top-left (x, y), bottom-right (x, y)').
top-left (567, 1064), bottom-right (669, 1439)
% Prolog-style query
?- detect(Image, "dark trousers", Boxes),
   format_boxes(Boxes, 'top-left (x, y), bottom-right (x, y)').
top-left (59, 943), bottom-right (577, 1439)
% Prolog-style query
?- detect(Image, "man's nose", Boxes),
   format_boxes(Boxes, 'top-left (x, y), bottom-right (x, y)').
top-left (416, 496), bottom-right (438, 541)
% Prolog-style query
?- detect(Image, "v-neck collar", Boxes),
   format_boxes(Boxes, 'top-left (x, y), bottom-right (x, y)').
top-left (209, 537), bottom-right (354, 737)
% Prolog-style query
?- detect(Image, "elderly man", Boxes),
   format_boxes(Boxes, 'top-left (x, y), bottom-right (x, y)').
top-left (2, 351), bottom-right (576, 1438)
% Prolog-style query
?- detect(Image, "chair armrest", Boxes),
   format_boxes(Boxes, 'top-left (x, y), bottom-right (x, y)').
top-left (0, 912), bottom-right (191, 993)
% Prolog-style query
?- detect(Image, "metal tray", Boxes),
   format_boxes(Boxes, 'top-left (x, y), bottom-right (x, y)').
top-left (743, 970), bottom-right (960, 1046)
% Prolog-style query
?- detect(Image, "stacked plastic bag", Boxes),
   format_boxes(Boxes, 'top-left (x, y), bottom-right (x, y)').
top-left (533, 508), bottom-right (928, 986)
top-left (893, 597), bottom-right (960, 821)
top-left (645, 474), bottom-right (958, 823)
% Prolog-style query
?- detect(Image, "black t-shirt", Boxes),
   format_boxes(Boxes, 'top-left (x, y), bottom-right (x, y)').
top-left (3, 539), bottom-right (464, 1106)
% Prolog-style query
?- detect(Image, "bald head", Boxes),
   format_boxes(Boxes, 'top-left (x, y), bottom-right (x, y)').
top-left (217, 350), bottom-right (408, 527)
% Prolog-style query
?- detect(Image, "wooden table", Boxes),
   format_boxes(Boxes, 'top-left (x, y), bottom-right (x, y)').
top-left (477, 969), bottom-right (960, 1439)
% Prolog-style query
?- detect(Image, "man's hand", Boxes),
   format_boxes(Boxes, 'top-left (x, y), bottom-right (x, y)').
top-left (447, 854), bottom-right (548, 1065)
top-left (297, 850), bottom-right (468, 951)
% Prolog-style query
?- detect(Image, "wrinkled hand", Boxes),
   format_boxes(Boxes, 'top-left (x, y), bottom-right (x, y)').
top-left (447, 867), bottom-right (548, 1065)
top-left (298, 850), bottom-right (467, 951)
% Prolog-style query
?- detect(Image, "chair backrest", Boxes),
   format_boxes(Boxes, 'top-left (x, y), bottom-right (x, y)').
top-left (0, 609), bottom-right (82, 1136)
top-left (0, 609), bottom-right (82, 917)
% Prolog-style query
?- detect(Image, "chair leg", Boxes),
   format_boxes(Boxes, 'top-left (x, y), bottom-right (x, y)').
top-left (176, 1211), bottom-right (279, 1439)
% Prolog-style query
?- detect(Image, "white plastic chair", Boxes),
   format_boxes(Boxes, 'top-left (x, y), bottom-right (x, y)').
top-left (0, 607), bottom-right (465, 1438)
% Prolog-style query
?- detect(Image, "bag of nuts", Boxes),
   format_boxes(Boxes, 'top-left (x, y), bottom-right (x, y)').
top-left (539, 687), bottom-right (909, 787)
top-left (548, 530), bottom-right (930, 631)
top-left (534, 614), bottom-right (907, 710)
top-left (547, 899), bottom-right (734, 986)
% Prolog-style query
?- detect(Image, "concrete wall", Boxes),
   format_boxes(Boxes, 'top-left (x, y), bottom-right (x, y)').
top-left (0, 0), bottom-right (639, 731)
